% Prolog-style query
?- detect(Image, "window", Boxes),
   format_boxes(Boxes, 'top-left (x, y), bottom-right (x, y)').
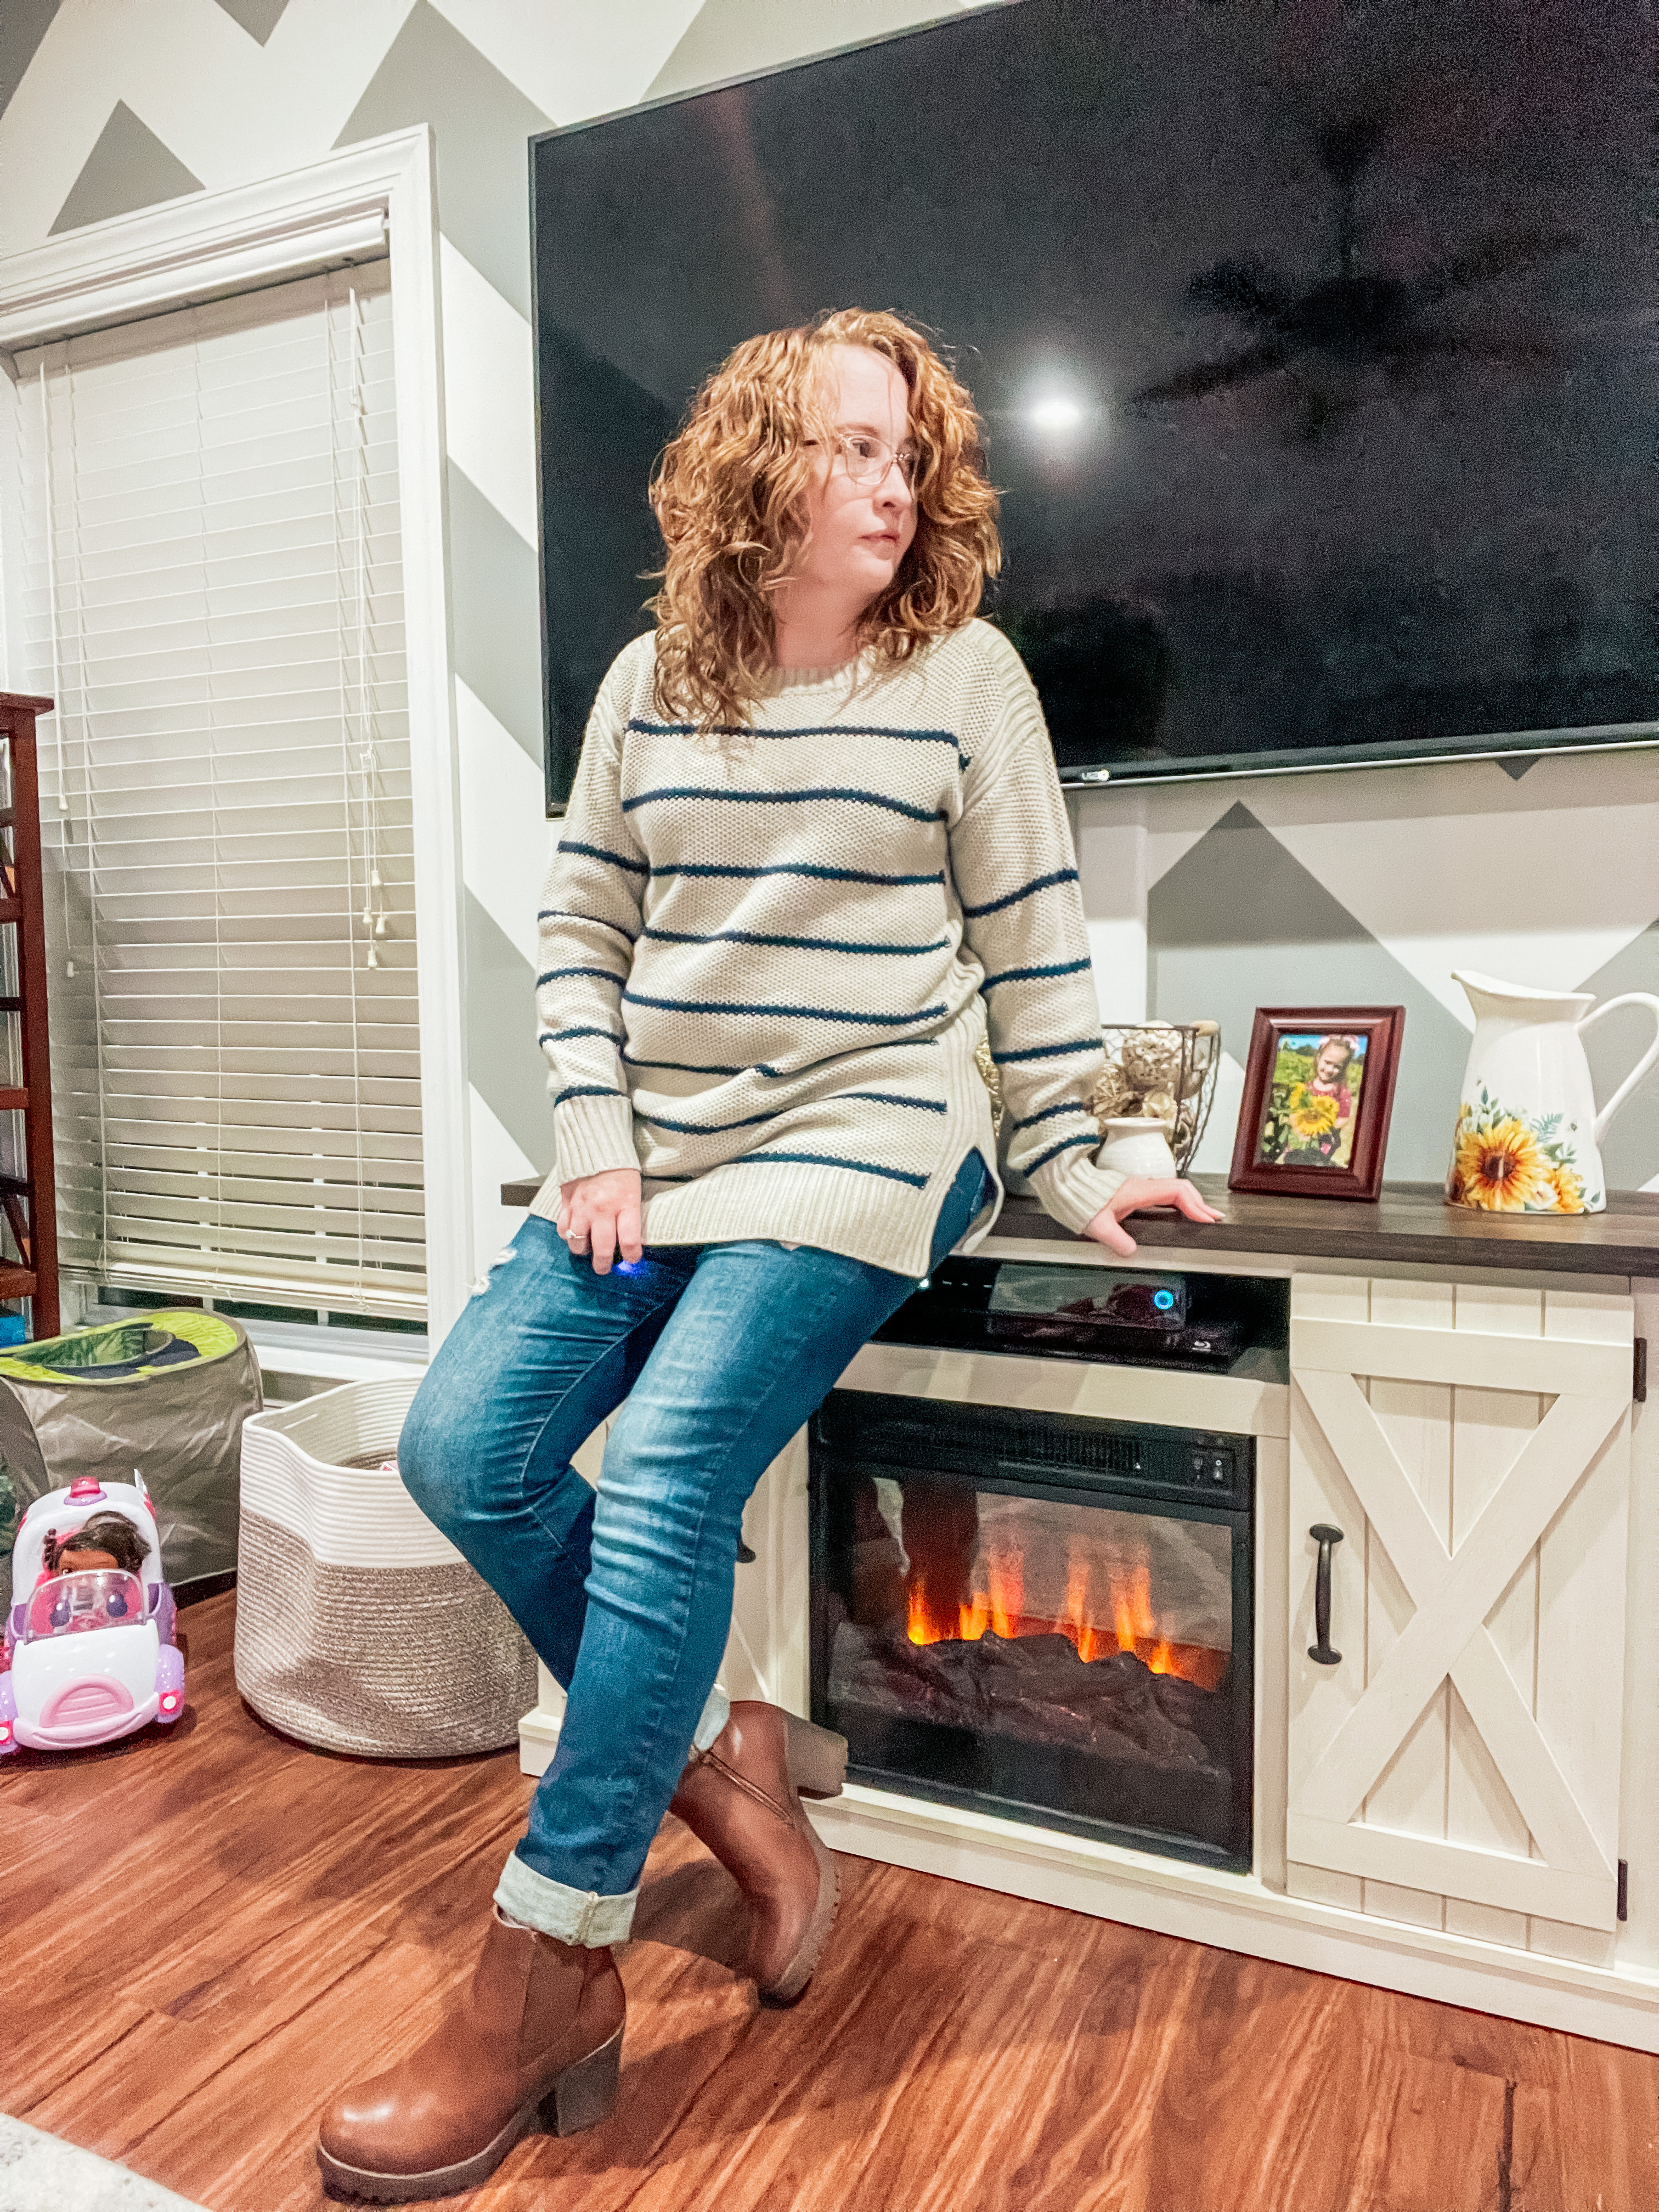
top-left (7, 259), bottom-right (424, 1319)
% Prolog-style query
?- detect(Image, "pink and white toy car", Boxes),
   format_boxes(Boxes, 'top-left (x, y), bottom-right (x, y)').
top-left (1, 1474), bottom-right (183, 1753)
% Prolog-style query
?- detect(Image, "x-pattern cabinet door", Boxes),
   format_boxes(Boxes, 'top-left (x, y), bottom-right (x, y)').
top-left (1286, 1276), bottom-right (1634, 1949)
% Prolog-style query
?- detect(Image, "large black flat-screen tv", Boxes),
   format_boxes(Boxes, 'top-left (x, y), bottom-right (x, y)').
top-left (530, 0), bottom-right (1657, 810)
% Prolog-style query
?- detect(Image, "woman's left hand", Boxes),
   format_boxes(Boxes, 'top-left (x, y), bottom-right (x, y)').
top-left (1082, 1177), bottom-right (1224, 1257)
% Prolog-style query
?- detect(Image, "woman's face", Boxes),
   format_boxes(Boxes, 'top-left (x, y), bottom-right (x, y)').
top-left (792, 344), bottom-right (917, 608)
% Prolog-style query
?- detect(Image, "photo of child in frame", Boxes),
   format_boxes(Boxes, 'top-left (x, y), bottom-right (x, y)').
top-left (1253, 1031), bottom-right (1368, 1170)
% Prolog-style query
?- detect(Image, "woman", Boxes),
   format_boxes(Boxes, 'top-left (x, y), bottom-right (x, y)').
top-left (317, 309), bottom-right (1218, 2200)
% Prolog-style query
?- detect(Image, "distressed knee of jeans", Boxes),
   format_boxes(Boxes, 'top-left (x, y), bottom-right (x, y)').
top-left (469, 1245), bottom-right (518, 1299)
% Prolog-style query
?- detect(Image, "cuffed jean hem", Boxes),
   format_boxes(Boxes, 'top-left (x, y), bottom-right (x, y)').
top-left (495, 1850), bottom-right (638, 1946)
top-left (693, 1685), bottom-right (730, 1754)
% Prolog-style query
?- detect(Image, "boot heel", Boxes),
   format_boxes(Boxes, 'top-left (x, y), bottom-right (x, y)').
top-left (540, 2024), bottom-right (622, 2138)
top-left (785, 1712), bottom-right (847, 1800)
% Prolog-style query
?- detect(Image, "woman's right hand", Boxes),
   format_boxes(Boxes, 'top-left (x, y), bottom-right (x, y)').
top-left (557, 1168), bottom-right (644, 1274)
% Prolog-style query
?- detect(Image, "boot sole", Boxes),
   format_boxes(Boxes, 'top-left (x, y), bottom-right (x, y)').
top-left (785, 1712), bottom-right (847, 1801)
top-left (317, 2024), bottom-right (623, 2203)
top-left (759, 1812), bottom-right (840, 2008)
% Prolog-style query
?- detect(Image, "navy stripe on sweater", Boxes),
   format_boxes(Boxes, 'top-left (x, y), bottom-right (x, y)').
top-left (552, 1084), bottom-right (625, 1108)
top-left (537, 965), bottom-right (627, 989)
top-left (641, 924), bottom-right (948, 958)
top-left (623, 785), bottom-right (946, 825)
top-left (619, 986), bottom-right (942, 1026)
top-left (627, 717), bottom-right (960, 748)
top-left (1024, 1131), bottom-right (1102, 1175)
top-left (620, 1052), bottom-right (797, 1077)
top-left (623, 988), bottom-right (946, 1028)
top-left (840, 1091), bottom-right (948, 1113)
top-left (649, 860), bottom-right (944, 888)
top-left (1011, 1100), bottom-right (1097, 1133)
top-left (557, 838), bottom-right (648, 876)
top-left (961, 867), bottom-right (1080, 919)
top-left (981, 957), bottom-right (1093, 991)
top-left (539, 1026), bottom-right (624, 1047)
top-left (742, 1149), bottom-right (930, 1190)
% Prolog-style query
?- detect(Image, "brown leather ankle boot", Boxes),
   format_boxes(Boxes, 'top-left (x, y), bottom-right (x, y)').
top-left (316, 1906), bottom-right (625, 2202)
top-left (668, 1701), bottom-right (847, 2005)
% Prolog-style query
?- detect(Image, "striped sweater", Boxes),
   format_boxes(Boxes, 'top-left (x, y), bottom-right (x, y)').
top-left (527, 618), bottom-right (1127, 1276)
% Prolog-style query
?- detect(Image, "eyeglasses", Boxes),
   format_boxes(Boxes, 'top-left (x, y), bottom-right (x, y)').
top-left (827, 431), bottom-right (921, 488)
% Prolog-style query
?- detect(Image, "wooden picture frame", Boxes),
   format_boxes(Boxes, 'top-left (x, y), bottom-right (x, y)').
top-left (1228, 1006), bottom-right (1406, 1201)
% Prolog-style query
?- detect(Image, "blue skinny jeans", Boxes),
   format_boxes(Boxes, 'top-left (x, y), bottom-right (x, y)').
top-left (398, 1150), bottom-right (991, 1944)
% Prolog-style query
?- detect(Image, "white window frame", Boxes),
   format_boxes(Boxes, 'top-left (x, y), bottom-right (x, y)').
top-left (0, 128), bottom-right (472, 1337)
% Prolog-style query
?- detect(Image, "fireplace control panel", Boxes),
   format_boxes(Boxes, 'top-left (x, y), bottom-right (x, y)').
top-left (1188, 1441), bottom-right (1240, 1491)
top-left (815, 1392), bottom-right (1254, 1514)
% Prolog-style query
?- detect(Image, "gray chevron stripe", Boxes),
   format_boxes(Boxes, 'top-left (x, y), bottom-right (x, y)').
top-left (466, 889), bottom-right (555, 1172)
top-left (647, 0), bottom-right (968, 102)
top-left (0, 0), bottom-right (60, 120)
top-left (335, 0), bottom-right (551, 319)
top-left (211, 0), bottom-right (290, 42)
top-left (1576, 918), bottom-right (1659, 1192)
top-left (49, 100), bottom-right (203, 234)
top-left (1148, 803), bottom-right (1473, 1183)
top-left (448, 462), bottom-right (544, 770)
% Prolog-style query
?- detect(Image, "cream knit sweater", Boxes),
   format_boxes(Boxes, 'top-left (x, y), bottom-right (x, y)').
top-left (528, 618), bottom-right (1127, 1276)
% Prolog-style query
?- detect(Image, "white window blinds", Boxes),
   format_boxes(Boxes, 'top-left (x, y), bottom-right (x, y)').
top-left (6, 259), bottom-right (424, 1319)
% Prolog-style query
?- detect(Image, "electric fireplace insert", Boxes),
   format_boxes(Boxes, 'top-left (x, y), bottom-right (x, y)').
top-left (810, 1392), bottom-right (1255, 1872)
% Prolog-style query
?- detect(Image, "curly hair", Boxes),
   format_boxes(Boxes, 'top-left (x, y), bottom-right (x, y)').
top-left (47, 1511), bottom-right (147, 1576)
top-left (648, 308), bottom-right (1001, 732)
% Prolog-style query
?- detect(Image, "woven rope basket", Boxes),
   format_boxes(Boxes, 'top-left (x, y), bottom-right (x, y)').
top-left (234, 1376), bottom-right (538, 1758)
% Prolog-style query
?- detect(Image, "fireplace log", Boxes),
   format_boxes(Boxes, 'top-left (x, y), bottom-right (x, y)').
top-left (828, 1621), bottom-right (1224, 1778)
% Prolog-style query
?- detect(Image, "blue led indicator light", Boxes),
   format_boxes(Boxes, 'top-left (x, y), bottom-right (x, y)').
top-left (1153, 1289), bottom-right (1176, 1311)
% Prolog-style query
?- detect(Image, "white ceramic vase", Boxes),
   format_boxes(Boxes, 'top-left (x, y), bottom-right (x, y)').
top-left (1446, 970), bottom-right (1659, 1214)
top-left (1096, 1116), bottom-right (1179, 1180)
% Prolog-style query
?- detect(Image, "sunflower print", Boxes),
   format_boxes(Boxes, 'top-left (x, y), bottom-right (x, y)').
top-left (1447, 1088), bottom-right (1598, 1213)
top-left (1452, 1117), bottom-right (1550, 1210)
top-left (1545, 1161), bottom-right (1585, 1212)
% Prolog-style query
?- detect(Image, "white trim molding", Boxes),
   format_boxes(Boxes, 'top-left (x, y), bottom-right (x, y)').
top-left (0, 128), bottom-right (474, 1339)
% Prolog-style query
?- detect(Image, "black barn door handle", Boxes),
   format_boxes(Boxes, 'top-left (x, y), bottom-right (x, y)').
top-left (1308, 1523), bottom-right (1345, 1666)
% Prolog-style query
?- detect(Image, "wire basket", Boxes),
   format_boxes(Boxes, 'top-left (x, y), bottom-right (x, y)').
top-left (1092, 1022), bottom-right (1221, 1173)
top-left (975, 1020), bottom-right (1221, 1176)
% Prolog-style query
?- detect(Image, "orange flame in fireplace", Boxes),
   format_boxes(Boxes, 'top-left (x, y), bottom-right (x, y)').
top-left (906, 1537), bottom-right (1228, 1691)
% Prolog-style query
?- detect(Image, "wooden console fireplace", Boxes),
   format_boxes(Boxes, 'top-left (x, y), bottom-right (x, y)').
top-left (503, 1174), bottom-right (1659, 2053)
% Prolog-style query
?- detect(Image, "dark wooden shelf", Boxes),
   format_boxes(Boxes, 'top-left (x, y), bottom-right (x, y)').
top-left (498, 1172), bottom-right (1659, 1278)
top-left (0, 693), bottom-right (61, 1334)
top-left (992, 1177), bottom-right (1659, 1278)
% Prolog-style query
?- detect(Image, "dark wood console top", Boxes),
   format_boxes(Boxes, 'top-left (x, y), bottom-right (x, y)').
top-left (992, 1177), bottom-right (1659, 1278)
top-left (497, 1172), bottom-right (1659, 1278)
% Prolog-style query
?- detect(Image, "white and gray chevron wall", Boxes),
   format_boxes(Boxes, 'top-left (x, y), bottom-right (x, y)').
top-left (2, 0), bottom-right (1655, 1289)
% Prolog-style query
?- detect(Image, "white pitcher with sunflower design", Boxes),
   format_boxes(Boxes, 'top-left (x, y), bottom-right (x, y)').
top-left (1446, 971), bottom-right (1659, 1213)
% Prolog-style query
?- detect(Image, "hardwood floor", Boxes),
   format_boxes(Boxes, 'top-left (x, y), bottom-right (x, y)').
top-left (4, 1590), bottom-right (1656, 2211)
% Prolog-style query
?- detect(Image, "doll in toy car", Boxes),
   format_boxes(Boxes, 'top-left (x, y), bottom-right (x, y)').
top-left (0, 1473), bottom-right (184, 1753)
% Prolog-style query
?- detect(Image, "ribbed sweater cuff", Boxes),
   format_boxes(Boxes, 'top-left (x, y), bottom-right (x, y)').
top-left (551, 1092), bottom-right (638, 1182)
top-left (1030, 1147), bottom-right (1129, 1237)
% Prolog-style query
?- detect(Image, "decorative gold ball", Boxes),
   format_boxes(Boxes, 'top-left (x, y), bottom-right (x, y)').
top-left (1121, 1024), bottom-right (1183, 1094)
top-left (1140, 1090), bottom-right (1178, 1129)
top-left (1088, 1060), bottom-right (1132, 1122)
